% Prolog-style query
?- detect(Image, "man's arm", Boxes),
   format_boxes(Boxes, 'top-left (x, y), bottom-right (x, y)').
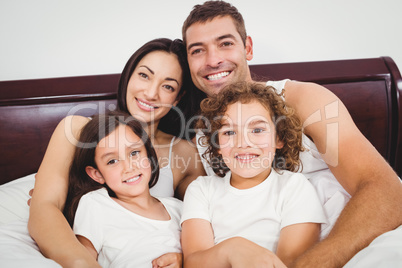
top-left (285, 81), bottom-right (402, 267)
top-left (28, 115), bottom-right (100, 268)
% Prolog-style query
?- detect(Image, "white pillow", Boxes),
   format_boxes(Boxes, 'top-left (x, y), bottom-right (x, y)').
top-left (0, 174), bottom-right (36, 225)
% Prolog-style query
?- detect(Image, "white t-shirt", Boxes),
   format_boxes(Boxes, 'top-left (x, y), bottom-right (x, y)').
top-left (74, 188), bottom-right (182, 268)
top-left (196, 79), bottom-right (351, 239)
top-left (181, 170), bottom-right (327, 252)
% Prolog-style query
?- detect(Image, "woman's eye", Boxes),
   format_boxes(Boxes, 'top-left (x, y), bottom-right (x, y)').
top-left (107, 159), bottom-right (118, 165)
top-left (139, 72), bottom-right (148, 79)
top-left (163, 85), bottom-right (175, 92)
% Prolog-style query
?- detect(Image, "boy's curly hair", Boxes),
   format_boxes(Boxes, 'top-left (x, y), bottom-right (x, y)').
top-left (196, 81), bottom-right (304, 176)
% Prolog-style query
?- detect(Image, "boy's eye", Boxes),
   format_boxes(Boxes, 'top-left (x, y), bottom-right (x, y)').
top-left (223, 130), bottom-right (236, 136)
top-left (107, 159), bottom-right (118, 165)
top-left (252, 128), bottom-right (265, 134)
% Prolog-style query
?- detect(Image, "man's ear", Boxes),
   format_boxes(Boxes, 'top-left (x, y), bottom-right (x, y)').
top-left (85, 166), bottom-right (105, 184)
top-left (245, 36), bottom-right (253, 61)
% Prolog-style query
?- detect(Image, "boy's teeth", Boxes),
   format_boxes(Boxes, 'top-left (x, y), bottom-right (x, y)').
top-left (207, 71), bottom-right (230, 81)
top-left (236, 155), bottom-right (257, 160)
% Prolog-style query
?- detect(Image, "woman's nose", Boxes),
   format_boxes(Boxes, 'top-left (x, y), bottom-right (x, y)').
top-left (143, 82), bottom-right (158, 100)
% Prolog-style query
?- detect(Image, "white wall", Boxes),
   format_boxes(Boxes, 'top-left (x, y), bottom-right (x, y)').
top-left (1, 0), bottom-right (401, 81)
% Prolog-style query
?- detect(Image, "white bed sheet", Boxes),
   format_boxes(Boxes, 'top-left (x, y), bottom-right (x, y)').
top-left (0, 174), bottom-right (401, 267)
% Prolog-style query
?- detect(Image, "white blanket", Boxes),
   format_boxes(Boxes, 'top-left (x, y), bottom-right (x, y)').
top-left (0, 174), bottom-right (401, 267)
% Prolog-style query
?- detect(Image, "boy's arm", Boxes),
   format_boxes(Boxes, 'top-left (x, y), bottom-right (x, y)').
top-left (285, 81), bottom-right (402, 267)
top-left (276, 223), bottom-right (320, 266)
top-left (28, 115), bottom-right (100, 268)
top-left (181, 219), bottom-right (286, 268)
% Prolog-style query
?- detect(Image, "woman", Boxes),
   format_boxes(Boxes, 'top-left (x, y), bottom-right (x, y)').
top-left (28, 38), bottom-right (205, 268)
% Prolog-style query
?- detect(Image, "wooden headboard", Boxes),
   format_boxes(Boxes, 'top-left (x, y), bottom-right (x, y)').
top-left (1, 57), bottom-right (401, 184)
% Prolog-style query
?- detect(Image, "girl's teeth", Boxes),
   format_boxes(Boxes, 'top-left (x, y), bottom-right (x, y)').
top-left (125, 176), bottom-right (140, 183)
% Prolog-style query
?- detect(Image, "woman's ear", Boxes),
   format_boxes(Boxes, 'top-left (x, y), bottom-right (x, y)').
top-left (85, 166), bottom-right (105, 184)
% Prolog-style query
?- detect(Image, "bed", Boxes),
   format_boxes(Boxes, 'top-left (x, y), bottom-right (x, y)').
top-left (0, 57), bottom-right (401, 267)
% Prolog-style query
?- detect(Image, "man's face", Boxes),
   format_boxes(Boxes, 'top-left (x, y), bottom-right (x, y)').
top-left (185, 16), bottom-right (253, 96)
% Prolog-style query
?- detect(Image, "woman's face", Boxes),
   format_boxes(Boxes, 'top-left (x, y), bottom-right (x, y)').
top-left (126, 51), bottom-right (183, 125)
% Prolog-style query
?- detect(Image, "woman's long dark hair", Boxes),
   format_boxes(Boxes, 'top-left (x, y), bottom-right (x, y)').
top-left (117, 38), bottom-right (206, 140)
top-left (63, 111), bottom-right (159, 227)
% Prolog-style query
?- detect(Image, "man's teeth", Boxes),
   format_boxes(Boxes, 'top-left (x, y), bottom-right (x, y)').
top-left (207, 71), bottom-right (230, 81)
top-left (125, 176), bottom-right (140, 183)
top-left (236, 155), bottom-right (257, 160)
top-left (138, 100), bottom-right (157, 109)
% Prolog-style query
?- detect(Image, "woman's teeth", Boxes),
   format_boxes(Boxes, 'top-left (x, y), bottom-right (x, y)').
top-left (138, 100), bottom-right (157, 109)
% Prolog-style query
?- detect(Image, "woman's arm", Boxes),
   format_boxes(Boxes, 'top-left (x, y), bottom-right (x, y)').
top-left (172, 139), bottom-right (206, 200)
top-left (276, 223), bottom-right (320, 267)
top-left (181, 219), bottom-right (286, 268)
top-left (28, 115), bottom-right (100, 268)
top-left (285, 81), bottom-right (402, 267)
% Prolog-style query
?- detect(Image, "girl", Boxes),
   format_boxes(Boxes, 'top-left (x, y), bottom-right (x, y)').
top-left (28, 38), bottom-right (205, 267)
top-left (64, 111), bottom-right (182, 268)
top-left (181, 82), bottom-right (327, 267)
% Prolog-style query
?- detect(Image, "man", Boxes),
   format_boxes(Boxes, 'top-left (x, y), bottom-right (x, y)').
top-left (181, 1), bottom-right (402, 267)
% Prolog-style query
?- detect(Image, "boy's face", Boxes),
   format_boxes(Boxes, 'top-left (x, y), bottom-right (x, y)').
top-left (217, 101), bottom-right (284, 188)
top-left (185, 16), bottom-right (253, 96)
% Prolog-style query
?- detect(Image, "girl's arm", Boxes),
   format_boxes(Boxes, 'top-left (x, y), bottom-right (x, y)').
top-left (28, 115), bottom-right (100, 268)
top-left (172, 139), bottom-right (206, 200)
top-left (276, 222), bottom-right (320, 267)
top-left (181, 219), bottom-right (286, 268)
top-left (76, 235), bottom-right (98, 260)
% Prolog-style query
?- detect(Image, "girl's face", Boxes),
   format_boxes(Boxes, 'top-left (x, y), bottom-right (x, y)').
top-left (218, 100), bottom-right (284, 188)
top-left (126, 50), bottom-right (183, 125)
top-left (86, 124), bottom-right (152, 201)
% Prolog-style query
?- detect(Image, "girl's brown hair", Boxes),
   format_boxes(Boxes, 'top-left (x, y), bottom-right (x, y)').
top-left (196, 81), bottom-right (304, 176)
top-left (63, 111), bottom-right (159, 227)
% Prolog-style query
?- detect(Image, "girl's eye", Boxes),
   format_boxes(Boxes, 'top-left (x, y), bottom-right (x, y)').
top-left (130, 150), bottom-right (140, 157)
top-left (107, 159), bottom-right (118, 165)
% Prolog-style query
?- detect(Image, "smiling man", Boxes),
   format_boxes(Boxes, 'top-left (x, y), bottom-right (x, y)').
top-left (181, 1), bottom-right (402, 267)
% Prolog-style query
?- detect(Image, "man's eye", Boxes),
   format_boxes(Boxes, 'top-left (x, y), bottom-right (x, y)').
top-left (191, 48), bottom-right (202, 55)
top-left (221, 41), bottom-right (233, 47)
top-left (107, 159), bottom-right (118, 165)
